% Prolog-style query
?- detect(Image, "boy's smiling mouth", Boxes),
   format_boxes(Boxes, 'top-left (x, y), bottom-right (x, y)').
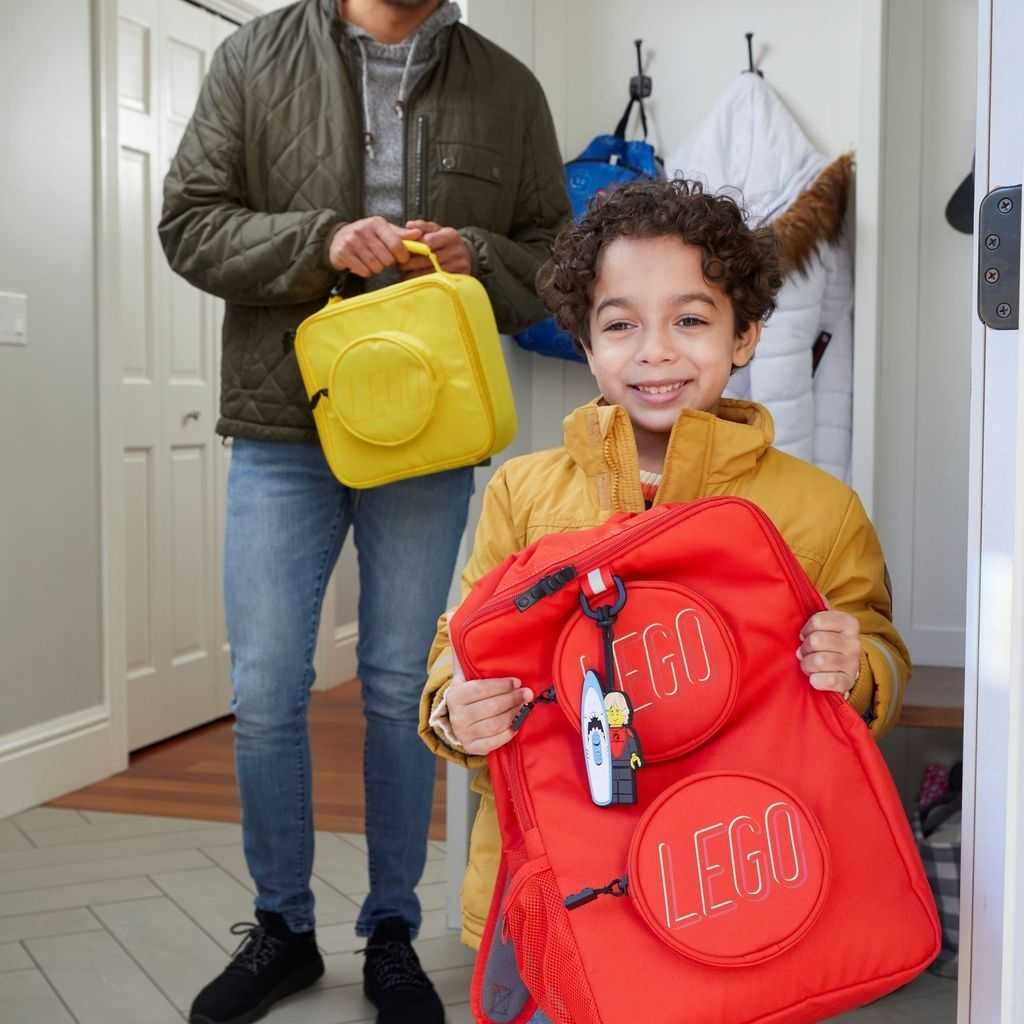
top-left (629, 380), bottom-right (691, 402)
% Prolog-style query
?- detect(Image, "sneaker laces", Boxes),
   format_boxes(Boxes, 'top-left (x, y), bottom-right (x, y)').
top-left (361, 937), bottom-right (431, 993)
top-left (226, 921), bottom-right (285, 976)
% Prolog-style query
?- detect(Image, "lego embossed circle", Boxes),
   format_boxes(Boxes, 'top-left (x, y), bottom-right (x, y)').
top-left (629, 772), bottom-right (831, 966)
top-left (329, 333), bottom-right (438, 447)
top-left (554, 582), bottom-right (739, 762)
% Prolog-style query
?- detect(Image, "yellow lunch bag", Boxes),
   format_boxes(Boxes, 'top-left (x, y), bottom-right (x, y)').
top-left (294, 240), bottom-right (517, 489)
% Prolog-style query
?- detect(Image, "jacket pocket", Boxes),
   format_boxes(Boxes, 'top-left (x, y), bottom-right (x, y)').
top-left (502, 856), bottom-right (602, 1024)
top-left (434, 141), bottom-right (509, 230)
top-left (437, 141), bottom-right (504, 184)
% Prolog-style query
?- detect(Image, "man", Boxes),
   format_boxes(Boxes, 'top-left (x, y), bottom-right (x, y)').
top-left (159, 2), bottom-right (569, 1022)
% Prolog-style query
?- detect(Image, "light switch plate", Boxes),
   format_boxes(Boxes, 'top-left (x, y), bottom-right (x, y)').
top-left (0, 291), bottom-right (28, 346)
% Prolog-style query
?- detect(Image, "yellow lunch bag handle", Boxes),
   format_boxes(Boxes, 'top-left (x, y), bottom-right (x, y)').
top-left (401, 238), bottom-right (444, 272)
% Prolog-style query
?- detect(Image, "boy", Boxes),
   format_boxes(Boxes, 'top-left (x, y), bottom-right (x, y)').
top-left (417, 180), bottom-right (910, 1016)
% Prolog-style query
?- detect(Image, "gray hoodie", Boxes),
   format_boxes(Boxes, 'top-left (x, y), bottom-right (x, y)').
top-left (342, 2), bottom-right (462, 288)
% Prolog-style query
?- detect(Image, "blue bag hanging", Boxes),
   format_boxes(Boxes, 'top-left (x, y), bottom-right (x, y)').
top-left (517, 40), bottom-right (662, 362)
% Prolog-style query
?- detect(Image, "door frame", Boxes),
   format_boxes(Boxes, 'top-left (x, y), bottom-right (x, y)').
top-left (958, 1), bottom-right (1024, 1019)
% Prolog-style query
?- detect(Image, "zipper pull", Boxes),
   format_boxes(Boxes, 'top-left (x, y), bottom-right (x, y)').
top-left (513, 566), bottom-right (577, 612)
top-left (511, 686), bottom-right (557, 731)
top-left (564, 875), bottom-right (628, 911)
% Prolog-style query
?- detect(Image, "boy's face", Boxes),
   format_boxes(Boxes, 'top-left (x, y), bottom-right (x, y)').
top-left (584, 236), bottom-right (761, 438)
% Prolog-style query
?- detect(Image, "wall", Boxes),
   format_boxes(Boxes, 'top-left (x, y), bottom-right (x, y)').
top-left (0, 2), bottom-right (104, 735)
top-left (875, 0), bottom-right (976, 667)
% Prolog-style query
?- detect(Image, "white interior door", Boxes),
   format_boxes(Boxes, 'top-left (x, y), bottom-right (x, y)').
top-left (117, 0), bottom-right (232, 750)
top-left (959, 0), bottom-right (1024, 1018)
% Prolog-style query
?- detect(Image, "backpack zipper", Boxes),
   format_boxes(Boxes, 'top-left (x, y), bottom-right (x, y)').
top-left (455, 497), bottom-right (826, 678)
top-left (564, 874), bottom-right (629, 911)
top-left (502, 739), bottom-right (538, 834)
top-left (511, 686), bottom-right (557, 731)
top-left (455, 503), bottom-right (682, 674)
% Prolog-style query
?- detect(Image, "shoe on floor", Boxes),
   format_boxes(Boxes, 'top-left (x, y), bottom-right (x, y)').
top-left (363, 917), bottom-right (445, 1024)
top-left (189, 910), bottom-right (324, 1024)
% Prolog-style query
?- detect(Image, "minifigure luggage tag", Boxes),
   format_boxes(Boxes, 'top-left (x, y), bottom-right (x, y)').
top-left (578, 568), bottom-right (644, 806)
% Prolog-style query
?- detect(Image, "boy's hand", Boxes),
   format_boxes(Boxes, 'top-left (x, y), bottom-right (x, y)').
top-left (798, 610), bottom-right (862, 696)
top-left (403, 220), bottom-right (473, 277)
top-left (446, 652), bottom-right (533, 755)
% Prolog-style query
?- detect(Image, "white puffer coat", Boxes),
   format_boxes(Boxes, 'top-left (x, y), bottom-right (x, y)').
top-left (668, 74), bottom-right (854, 480)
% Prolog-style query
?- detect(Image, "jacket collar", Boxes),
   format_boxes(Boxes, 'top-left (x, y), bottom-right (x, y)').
top-left (562, 398), bottom-right (774, 512)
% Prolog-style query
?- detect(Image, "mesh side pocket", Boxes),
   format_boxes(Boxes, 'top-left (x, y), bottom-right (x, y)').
top-left (504, 866), bottom-right (601, 1024)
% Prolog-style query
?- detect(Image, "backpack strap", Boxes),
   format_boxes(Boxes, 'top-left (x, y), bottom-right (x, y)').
top-left (614, 39), bottom-right (652, 139)
top-left (613, 94), bottom-right (648, 141)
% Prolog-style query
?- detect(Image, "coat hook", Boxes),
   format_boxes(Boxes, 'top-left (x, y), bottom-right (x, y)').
top-left (744, 32), bottom-right (764, 78)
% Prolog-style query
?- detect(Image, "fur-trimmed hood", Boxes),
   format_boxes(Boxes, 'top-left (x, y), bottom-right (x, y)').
top-left (773, 152), bottom-right (853, 274)
top-left (667, 74), bottom-right (853, 272)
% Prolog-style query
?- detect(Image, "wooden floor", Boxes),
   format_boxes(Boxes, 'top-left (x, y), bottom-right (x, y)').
top-left (48, 680), bottom-right (447, 840)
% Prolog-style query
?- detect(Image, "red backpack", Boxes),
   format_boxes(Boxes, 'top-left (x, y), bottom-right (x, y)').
top-left (449, 497), bottom-right (940, 1024)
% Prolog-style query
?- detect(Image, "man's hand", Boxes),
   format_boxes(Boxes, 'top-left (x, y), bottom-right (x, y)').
top-left (445, 652), bottom-right (532, 755)
top-left (403, 220), bottom-right (473, 277)
top-left (797, 609), bottom-right (862, 696)
top-left (328, 217), bottom-right (421, 277)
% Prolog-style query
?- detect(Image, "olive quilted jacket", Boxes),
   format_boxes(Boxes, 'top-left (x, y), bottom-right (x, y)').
top-left (159, 0), bottom-right (570, 441)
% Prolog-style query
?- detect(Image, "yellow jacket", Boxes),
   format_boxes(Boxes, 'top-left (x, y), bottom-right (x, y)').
top-left (418, 399), bottom-right (911, 949)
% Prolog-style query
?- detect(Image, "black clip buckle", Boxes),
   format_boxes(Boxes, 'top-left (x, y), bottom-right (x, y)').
top-left (578, 575), bottom-right (627, 622)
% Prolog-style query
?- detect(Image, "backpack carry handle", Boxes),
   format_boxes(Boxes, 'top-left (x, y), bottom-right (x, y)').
top-left (403, 239), bottom-right (444, 274)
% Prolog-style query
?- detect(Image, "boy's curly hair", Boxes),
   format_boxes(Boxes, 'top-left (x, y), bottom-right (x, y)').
top-left (537, 178), bottom-right (783, 349)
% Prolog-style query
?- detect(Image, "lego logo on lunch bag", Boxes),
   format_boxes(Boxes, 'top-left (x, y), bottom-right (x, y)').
top-left (553, 582), bottom-right (739, 761)
top-left (328, 333), bottom-right (439, 447)
top-left (628, 773), bottom-right (830, 967)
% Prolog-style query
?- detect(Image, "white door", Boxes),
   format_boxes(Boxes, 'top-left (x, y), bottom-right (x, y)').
top-left (959, 0), bottom-right (1024, 1018)
top-left (117, 0), bottom-right (233, 750)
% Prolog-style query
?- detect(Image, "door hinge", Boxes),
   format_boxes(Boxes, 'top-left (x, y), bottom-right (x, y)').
top-left (978, 184), bottom-right (1021, 330)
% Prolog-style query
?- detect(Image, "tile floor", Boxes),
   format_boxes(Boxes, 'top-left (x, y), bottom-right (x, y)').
top-left (0, 807), bottom-right (955, 1023)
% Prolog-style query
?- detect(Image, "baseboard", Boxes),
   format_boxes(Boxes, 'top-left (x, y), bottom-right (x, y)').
top-left (0, 705), bottom-right (122, 818)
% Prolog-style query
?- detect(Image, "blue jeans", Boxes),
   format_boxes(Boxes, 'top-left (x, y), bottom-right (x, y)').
top-left (224, 439), bottom-right (472, 936)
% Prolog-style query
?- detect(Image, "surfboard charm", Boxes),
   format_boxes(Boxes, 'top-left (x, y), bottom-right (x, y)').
top-left (581, 670), bottom-right (613, 806)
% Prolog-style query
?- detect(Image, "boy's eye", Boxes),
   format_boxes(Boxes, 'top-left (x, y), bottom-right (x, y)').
top-left (677, 315), bottom-right (706, 328)
top-left (603, 320), bottom-right (635, 332)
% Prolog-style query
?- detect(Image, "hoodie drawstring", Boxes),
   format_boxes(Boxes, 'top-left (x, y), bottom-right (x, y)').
top-left (354, 36), bottom-right (375, 158)
top-left (394, 32), bottom-right (419, 121)
top-left (354, 30), bottom-right (422, 158)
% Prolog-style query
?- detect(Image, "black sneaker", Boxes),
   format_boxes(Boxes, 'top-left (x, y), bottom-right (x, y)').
top-left (362, 917), bottom-right (445, 1024)
top-left (189, 910), bottom-right (325, 1024)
